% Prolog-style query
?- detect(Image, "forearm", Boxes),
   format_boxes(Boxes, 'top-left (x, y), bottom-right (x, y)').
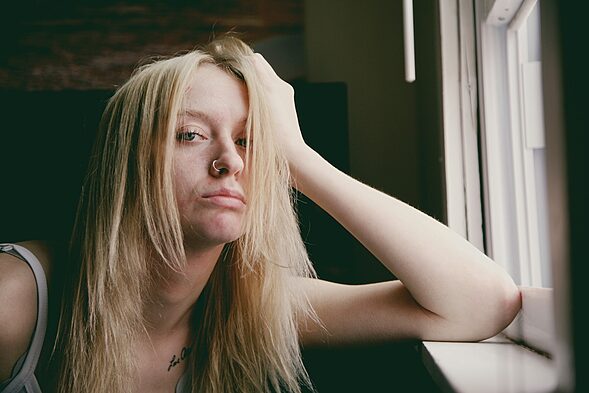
top-left (290, 145), bottom-right (520, 326)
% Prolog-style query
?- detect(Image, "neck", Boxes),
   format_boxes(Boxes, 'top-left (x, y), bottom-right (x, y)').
top-left (143, 243), bottom-right (224, 338)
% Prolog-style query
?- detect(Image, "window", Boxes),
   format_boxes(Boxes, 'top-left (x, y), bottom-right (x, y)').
top-left (475, 0), bottom-right (553, 354)
top-left (440, 0), bottom-right (554, 355)
top-left (441, 0), bottom-right (551, 289)
top-left (479, 0), bottom-right (550, 288)
top-left (430, 1), bottom-right (585, 391)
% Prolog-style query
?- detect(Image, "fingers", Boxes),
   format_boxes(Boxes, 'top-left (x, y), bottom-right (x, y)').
top-left (251, 53), bottom-right (280, 80)
top-left (250, 53), bottom-right (295, 99)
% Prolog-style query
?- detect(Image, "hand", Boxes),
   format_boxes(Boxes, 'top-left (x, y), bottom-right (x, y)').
top-left (250, 53), bottom-right (310, 164)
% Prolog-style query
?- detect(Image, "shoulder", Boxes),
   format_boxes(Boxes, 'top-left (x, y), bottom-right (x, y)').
top-left (0, 240), bottom-right (53, 382)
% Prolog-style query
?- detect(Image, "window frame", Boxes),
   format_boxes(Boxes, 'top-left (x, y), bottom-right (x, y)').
top-left (476, 0), bottom-right (550, 288)
top-left (474, 0), bottom-right (554, 354)
top-left (421, 1), bottom-right (563, 391)
top-left (439, 0), bottom-right (484, 251)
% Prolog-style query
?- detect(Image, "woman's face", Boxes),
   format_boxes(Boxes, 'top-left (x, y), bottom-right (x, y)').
top-left (173, 63), bottom-right (250, 248)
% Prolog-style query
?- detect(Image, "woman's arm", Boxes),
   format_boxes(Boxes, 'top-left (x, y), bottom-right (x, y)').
top-left (252, 54), bottom-right (521, 344)
top-left (0, 250), bottom-right (38, 381)
top-left (0, 241), bottom-right (52, 381)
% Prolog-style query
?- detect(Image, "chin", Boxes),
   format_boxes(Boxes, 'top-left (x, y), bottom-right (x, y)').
top-left (183, 220), bottom-right (244, 247)
top-left (209, 229), bottom-right (243, 245)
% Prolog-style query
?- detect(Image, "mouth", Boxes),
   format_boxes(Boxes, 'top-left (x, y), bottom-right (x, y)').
top-left (201, 188), bottom-right (246, 208)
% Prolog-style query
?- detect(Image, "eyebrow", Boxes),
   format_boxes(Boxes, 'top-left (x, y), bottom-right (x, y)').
top-left (181, 109), bottom-right (213, 122)
top-left (180, 109), bottom-right (247, 126)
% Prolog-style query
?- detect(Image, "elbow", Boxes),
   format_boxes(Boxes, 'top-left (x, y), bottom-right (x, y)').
top-left (496, 280), bottom-right (522, 332)
top-left (424, 278), bottom-right (522, 342)
top-left (473, 278), bottom-right (522, 341)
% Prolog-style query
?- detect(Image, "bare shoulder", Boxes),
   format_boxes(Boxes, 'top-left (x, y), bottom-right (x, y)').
top-left (296, 277), bottom-right (446, 346)
top-left (0, 240), bottom-right (53, 382)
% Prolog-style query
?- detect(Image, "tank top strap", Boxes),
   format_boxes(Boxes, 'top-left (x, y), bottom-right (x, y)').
top-left (175, 369), bottom-right (192, 393)
top-left (0, 244), bottom-right (48, 393)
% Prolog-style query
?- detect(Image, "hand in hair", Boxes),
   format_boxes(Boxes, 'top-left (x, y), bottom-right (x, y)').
top-left (250, 53), bottom-right (307, 163)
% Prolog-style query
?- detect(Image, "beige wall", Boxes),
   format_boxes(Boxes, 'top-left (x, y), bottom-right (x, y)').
top-left (304, 0), bottom-right (420, 204)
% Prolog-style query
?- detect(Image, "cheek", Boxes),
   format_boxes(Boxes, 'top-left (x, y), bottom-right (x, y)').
top-left (172, 165), bottom-right (190, 196)
top-left (172, 170), bottom-right (198, 209)
top-left (173, 152), bottom-right (207, 192)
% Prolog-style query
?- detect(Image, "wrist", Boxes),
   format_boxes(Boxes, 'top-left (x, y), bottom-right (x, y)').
top-left (283, 141), bottom-right (313, 166)
top-left (286, 145), bottom-right (325, 192)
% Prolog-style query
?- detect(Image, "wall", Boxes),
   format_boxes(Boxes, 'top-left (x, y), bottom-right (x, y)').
top-left (304, 0), bottom-right (419, 204)
top-left (303, 0), bottom-right (446, 282)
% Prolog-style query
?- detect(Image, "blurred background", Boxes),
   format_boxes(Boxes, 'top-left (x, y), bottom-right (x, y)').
top-left (0, 1), bottom-right (446, 391)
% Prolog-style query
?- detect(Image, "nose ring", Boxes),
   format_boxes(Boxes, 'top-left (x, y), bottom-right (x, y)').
top-left (212, 159), bottom-right (224, 173)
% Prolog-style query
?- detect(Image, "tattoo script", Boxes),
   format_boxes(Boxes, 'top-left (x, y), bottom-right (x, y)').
top-left (167, 346), bottom-right (193, 372)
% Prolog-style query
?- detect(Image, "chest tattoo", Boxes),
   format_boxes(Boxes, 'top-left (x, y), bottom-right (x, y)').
top-left (167, 346), bottom-right (193, 372)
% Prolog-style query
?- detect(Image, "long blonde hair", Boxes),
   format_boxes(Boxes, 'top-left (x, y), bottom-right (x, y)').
top-left (56, 37), bottom-right (316, 393)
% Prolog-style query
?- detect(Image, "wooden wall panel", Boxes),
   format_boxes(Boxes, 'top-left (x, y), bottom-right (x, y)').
top-left (0, 0), bottom-right (302, 90)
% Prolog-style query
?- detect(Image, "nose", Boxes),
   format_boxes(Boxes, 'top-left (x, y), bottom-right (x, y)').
top-left (209, 138), bottom-right (244, 177)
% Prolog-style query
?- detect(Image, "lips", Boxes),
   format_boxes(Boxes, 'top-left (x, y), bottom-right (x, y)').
top-left (201, 188), bottom-right (246, 208)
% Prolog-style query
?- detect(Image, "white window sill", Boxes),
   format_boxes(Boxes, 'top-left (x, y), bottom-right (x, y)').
top-left (420, 334), bottom-right (557, 393)
top-left (503, 286), bottom-right (555, 355)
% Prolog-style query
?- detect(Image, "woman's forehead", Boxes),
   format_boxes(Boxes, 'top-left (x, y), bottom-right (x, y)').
top-left (181, 64), bottom-right (249, 125)
top-left (179, 108), bottom-right (247, 128)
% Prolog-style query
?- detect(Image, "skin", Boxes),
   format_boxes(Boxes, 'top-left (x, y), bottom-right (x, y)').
top-left (0, 56), bottom-right (522, 391)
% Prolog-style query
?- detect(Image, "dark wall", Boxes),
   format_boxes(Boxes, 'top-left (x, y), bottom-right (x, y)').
top-left (0, 90), bottom-right (110, 242)
top-left (302, 341), bottom-right (440, 393)
top-left (414, 0), bottom-right (446, 224)
top-left (542, 1), bottom-right (589, 391)
top-left (304, 0), bottom-right (446, 284)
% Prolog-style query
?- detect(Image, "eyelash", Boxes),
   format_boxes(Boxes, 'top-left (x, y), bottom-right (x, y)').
top-left (176, 128), bottom-right (250, 148)
top-left (176, 128), bottom-right (206, 142)
top-left (235, 138), bottom-right (249, 148)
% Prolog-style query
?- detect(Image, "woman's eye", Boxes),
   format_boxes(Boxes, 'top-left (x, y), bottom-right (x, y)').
top-left (235, 138), bottom-right (249, 148)
top-left (176, 129), bottom-right (206, 142)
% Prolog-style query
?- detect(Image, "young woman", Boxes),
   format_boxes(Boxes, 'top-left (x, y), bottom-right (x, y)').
top-left (0, 36), bottom-right (521, 393)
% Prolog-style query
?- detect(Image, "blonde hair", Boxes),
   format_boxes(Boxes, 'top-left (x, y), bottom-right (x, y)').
top-left (56, 37), bottom-right (316, 393)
